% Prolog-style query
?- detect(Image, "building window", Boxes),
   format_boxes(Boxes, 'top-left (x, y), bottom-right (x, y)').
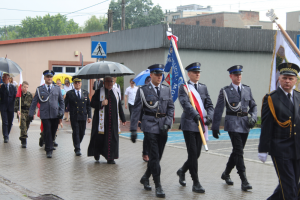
top-left (181, 22), bottom-right (185, 25)
top-left (165, 16), bottom-right (168, 21)
top-left (196, 21), bottom-right (200, 25)
top-left (53, 67), bottom-right (62, 73)
top-left (173, 15), bottom-right (180, 20)
top-left (250, 26), bottom-right (262, 29)
top-left (66, 67), bottom-right (76, 73)
top-left (212, 19), bottom-right (216, 24)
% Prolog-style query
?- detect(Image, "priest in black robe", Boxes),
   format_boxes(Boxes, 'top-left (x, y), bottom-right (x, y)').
top-left (88, 76), bottom-right (126, 164)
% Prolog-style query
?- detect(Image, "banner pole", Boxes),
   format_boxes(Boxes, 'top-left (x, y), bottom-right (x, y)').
top-left (169, 36), bottom-right (208, 151)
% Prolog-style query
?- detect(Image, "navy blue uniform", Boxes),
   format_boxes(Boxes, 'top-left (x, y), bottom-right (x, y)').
top-left (0, 83), bottom-right (17, 140)
top-left (259, 87), bottom-right (300, 200)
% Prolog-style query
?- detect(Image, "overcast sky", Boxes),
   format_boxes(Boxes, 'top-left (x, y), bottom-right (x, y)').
top-left (0, 0), bottom-right (298, 29)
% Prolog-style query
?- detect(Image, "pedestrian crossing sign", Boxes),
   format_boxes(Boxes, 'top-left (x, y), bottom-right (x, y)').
top-left (91, 41), bottom-right (107, 58)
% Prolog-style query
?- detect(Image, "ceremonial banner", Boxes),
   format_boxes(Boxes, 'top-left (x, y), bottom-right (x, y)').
top-left (269, 30), bottom-right (300, 92)
top-left (16, 73), bottom-right (23, 98)
top-left (165, 35), bottom-right (184, 102)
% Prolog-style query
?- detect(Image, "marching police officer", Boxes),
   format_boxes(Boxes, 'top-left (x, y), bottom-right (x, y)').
top-left (130, 64), bottom-right (174, 198)
top-left (29, 70), bottom-right (64, 158)
top-left (64, 77), bottom-right (92, 156)
top-left (176, 62), bottom-right (214, 193)
top-left (259, 63), bottom-right (300, 199)
top-left (211, 65), bottom-right (257, 191)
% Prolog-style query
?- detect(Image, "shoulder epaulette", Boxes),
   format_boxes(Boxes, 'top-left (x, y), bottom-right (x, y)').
top-left (162, 83), bottom-right (170, 87)
top-left (223, 86), bottom-right (229, 90)
top-left (268, 90), bottom-right (276, 95)
top-left (38, 85), bottom-right (43, 88)
top-left (242, 84), bottom-right (249, 87)
top-left (141, 84), bottom-right (148, 88)
top-left (294, 89), bottom-right (300, 93)
top-left (198, 82), bottom-right (205, 86)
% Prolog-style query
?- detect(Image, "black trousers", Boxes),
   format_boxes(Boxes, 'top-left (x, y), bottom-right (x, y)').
top-left (267, 156), bottom-right (300, 200)
top-left (1, 110), bottom-right (14, 138)
top-left (42, 118), bottom-right (59, 153)
top-left (128, 103), bottom-right (134, 118)
top-left (181, 131), bottom-right (202, 182)
top-left (70, 119), bottom-right (86, 151)
top-left (143, 133), bottom-right (148, 156)
top-left (226, 132), bottom-right (249, 173)
top-left (144, 132), bottom-right (168, 179)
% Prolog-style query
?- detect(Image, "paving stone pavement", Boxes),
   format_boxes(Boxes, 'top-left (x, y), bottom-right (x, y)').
top-left (0, 118), bottom-right (279, 200)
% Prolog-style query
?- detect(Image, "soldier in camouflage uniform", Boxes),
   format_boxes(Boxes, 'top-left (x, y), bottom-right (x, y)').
top-left (14, 81), bottom-right (35, 148)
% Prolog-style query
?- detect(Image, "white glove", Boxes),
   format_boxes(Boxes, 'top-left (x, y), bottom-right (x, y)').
top-left (258, 153), bottom-right (268, 163)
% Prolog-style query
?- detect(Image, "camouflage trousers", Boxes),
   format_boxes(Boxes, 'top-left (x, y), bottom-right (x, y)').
top-left (19, 111), bottom-right (31, 139)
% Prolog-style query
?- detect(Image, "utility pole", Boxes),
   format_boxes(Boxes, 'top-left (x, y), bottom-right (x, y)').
top-left (107, 9), bottom-right (113, 33)
top-left (121, 0), bottom-right (125, 30)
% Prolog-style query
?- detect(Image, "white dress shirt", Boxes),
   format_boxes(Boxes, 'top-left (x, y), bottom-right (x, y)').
top-left (279, 85), bottom-right (294, 104)
top-left (75, 89), bottom-right (81, 99)
top-left (150, 81), bottom-right (160, 95)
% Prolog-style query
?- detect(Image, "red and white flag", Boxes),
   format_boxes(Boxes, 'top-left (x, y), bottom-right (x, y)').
top-left (16, 73), bottom-right (23, 98)
top-left (167, 31), bottom-right (178, 49)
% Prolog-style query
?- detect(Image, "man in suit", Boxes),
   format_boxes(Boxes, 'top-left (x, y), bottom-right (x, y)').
top-left (130, 64), bottom-right (175, 198)
top-left (65, 77), bottom-right (92, 156)
top-left (211, 65), bottom-right (257, 191)
top-left (0, 73), bottom-right (17, 143)
top-left (93, 78), bottom-right (103, 90)
top-left (259, 63), bottom-right (300, 200)
top-left (176, 62), bottom-right (214, 193)
top-left (29, 70), bottom-right (64, 158)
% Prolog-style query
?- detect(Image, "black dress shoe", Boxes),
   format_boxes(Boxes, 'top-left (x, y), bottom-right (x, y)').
top-left (140, 175), bottom-right (152, 191)
top-left (239, 172), bottom-right (252, 191)
top-left (46, 152), bottom-right (52, 158)
top-left (4, 137), bottom-right (8, 143)
top-left (177, 168), bottom-right (186, 186)
top-left (192, 182), bottom-right (205, 193)
top-left (155, 186), bottom-right (165, 198)
top-left (94, 155), bottom-right (100, 161)
top-left (221, 172), bottom-right (234, 185)
top-left (107, 160), bottom-right (116, 164)
top-left (52, 147), bottom-right (56, 150)
top-left (75, 150), bottom-right (82, 156)
top-left (39, 137), bottom-right (43, 147)
top-left (21, 139), bottom-right (27, 148)
top-left (53, 141), bottom-right (58, 147)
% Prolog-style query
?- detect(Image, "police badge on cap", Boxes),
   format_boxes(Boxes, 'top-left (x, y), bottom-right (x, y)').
top-left (185, 62), bottom-right (201, 72)
top-left (43, 70), bottom-right (55, 77)
top-left (227, 65), bottom-right (243, 74)
top-left (148, 64), bottom-right (165, 74)
top-left (72, 77), bottom-right (82, 82)
top-left (278, 63), bottom-right (300, 76)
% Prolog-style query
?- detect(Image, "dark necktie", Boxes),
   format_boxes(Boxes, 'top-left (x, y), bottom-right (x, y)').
top-left (6, 84), bottom-right (9, 93)
top-left (155, 87), bottom-right (160, 96)
top-left (48, 85), bottom-right (51, 93)
top-left (77, 91), bottom-right (80, 99)
top-left (194, 84), bottom-right (197, 90)
top-left (288, 93), bottom-right (293, 105)
top-left (238, 86), bottom-right (241, 96)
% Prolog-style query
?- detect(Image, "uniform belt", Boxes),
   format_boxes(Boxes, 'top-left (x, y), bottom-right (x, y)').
top-left (226, 111), bottom-right (248, 117)
top-left (144, 111), bottom-right (166, 118)
top-left (21, 106), bottom-right (30, 110)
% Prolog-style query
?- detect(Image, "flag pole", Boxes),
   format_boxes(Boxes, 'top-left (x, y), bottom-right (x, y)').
top-left (168, 26), bottom-right (208, 151)
top-left (267, 9), bottom-right (300, 57)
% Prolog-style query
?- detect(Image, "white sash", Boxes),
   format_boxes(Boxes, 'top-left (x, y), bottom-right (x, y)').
top-left (98, 87), bottom-right (120, 134)
top-left (188, 83), bottom-right (209, 141)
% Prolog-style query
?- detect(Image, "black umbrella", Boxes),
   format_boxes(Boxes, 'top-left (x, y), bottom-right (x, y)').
top-left (73, 61), bottom-right (134, 79)
top-left (0, 57), bottom-right (22, 76)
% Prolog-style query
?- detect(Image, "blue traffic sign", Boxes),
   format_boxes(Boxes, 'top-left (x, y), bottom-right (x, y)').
top-left (91, 41), bottom-right (107, 58)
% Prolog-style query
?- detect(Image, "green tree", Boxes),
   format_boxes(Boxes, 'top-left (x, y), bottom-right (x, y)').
top-left (0, 25), bottom-right (19, 40)
top-left (109, 0), bottom-right (164, 30)
top-left (17, 13), bottom-right (80, 38)
top-left (83, 15), bottom-right (107, 33)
